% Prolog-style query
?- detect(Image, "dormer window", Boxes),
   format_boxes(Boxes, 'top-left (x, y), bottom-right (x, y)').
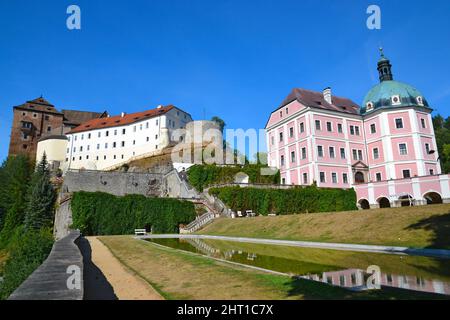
top-left (366, 102), bottom-right (374, 111)
top-left (416, 96), bottom-right (424, 106)
top-left (391, 95), bottom-right (401, 105)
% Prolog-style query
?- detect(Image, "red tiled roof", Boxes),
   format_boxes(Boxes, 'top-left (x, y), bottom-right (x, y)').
top-left (68, 105), bottom-right (175, 134)
top-left (279, 88), bottom-right (360, 115)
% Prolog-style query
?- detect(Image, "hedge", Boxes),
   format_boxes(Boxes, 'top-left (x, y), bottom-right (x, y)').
top-left (187, 164), bottom-right (280, 192)
top-left (70, 192), bottom-right (196, 235)
top-left (209, 186), bottom-right (357, 215)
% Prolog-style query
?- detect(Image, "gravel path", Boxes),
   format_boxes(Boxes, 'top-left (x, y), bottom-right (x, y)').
top-left (83, 237), bottom-right (163, 300)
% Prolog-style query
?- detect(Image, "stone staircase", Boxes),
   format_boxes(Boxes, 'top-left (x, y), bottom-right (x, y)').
top-left (180, 211), bottom-right (219, 233)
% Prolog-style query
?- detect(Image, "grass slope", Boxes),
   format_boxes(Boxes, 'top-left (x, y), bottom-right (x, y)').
top-left (99, 236), bottom-right (445, 300)
top-left (198, 204), bottom-right (450, 249)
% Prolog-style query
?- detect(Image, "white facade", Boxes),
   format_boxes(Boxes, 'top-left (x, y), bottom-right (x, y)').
top-left (65, 107), bottom-right (192, 171)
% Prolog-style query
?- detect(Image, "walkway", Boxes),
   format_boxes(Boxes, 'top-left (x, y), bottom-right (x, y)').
top-left (79, 236), bottom-right (163, 300)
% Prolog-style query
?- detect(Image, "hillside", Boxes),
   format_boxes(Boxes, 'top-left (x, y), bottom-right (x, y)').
top-left (197, 204), bottom-right (450, 249)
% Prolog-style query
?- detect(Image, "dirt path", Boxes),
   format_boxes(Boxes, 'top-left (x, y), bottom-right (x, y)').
top-left (86, 236), bottom-right (163, 300)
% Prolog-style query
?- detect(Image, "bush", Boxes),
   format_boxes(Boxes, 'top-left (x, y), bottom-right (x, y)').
top-left (0, 227), bottom-right (54, 300)
top-left (187, 164), bottom-right (280, 192)
top-left (209, 186), bottom-right (357, 215)
top-left (71, 192), bottom-right (197, 235)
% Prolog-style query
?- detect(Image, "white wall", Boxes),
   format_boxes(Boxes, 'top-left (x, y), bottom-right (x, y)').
top-left (65, 108), bottom-right (192, 171)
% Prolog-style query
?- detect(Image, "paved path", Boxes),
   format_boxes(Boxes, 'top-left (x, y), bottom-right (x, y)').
top-left (83, 237), bottom-right (163, 300)
top-left (137, 234), bottom-right (450, 259)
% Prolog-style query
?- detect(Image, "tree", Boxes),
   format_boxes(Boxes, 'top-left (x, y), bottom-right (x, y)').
top-left (433, 114), bottom-right (450, 174)
top-left (24, 154), bottom-right (57, 231)
top-left (211, 116), bottom-right (226, 133)
top-left (0, 156), bottom-right (33, 247)
top-left (253, 152), bottom-right (268, 165)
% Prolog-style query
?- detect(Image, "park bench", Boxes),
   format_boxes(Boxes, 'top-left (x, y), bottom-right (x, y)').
top-left (134, 229), bottom-right (146, 236)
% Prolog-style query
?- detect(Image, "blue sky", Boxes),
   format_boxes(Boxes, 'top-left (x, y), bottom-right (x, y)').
top-left (1, 0), bottom-right (450, 162)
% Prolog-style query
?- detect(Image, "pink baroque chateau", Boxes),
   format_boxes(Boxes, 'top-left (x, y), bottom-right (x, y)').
top-left (265, 50), bottom-right (449, 209)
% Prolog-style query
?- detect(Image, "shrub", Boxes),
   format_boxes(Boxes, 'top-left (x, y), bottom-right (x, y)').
top-left (209, 186), bottom-right (357, 215)
top-left (0, 227), bottom-right (54, 300)
top-left (71, 192), bottom-right (197, 235)
top-left (187, 164), bottom-right (280, 192)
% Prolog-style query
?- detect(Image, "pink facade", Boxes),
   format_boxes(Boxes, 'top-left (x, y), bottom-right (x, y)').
top-left (266, 87), bottom-right (447, 208)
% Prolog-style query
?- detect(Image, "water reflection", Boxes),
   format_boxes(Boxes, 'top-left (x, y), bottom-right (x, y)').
top-left (147, 237), bottom-right (450, 296)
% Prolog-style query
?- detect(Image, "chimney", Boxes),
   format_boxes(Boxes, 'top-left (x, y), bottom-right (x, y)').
top-left (121, 112), bottom-right (126, 118)
top-left (157, 105), bottom-right (163, 109)
top-left (323, 87), bottom-right (332, 104)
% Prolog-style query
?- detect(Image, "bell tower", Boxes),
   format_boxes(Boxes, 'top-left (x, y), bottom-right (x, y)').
top-left (377, 47), bottom-right (393, 82)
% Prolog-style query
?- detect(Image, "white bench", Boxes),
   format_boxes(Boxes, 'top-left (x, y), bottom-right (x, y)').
top-left (134, 229), bottom-right (146, 236)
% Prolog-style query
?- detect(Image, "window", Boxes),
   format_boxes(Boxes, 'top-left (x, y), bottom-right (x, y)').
top-left (105, 131), bottom-right (109, 137)
top-left (146, 122), bottom-right (149, 129)
top-left (350, 125), bottom-right (355, 135)
top-left (22, 133), bottom-right (28, 140)
top-left (421, 118), bottom-right (426, 129)
top-left (86, 155), bottom-right (89, 160)
top-left (391, 95), bottom-right (401, 105)
top-left (329, 147), bottom-right (335, 158)
top-left (23, 144), bottom-right (28, 149)
top-left (395, 118), bottom-right (403, 129)
top-left (355, 126), bottom-right (360, 136)
top-left (282, 178), bottom-right (286, 185)
top-left (97, 144), bottom-right (100, 150)
top-left (326, 122), bottom-right (332, 132)
top-left (340, 148), bottom-right (346, 159)
top-left (133, 126), bottom-right (136, 132)
top-left (140, 124), bottom-right (143, 131)
top-left (105, 143), bottom-right (108, 149)
top-left (81, 134), bottom-right (84, 140)
top-left (133, 140), bottom-right (136, 145)
top-left (319, 172), bottom-right (326, 183)
top-left (399, 143), bottom-right (407, 155)
top-left (376, 172), bottom-right (382, 181)
top-left (114, 130), bottom-right (117, 136)
top-left (98, 132), bottom-right (101, 138)
top-left (156, 120), bottom-right (159, 126)
top-left (121, 141), bottom-right (125, 147)
top-left (96, 156), bottom-right (99, 161)
top-left (425, 143), bottom-right (430, 154)
top-left (301, 147), bottom-right (307, 159)
top-left (113, 142), bottom-right (117, 148)
top-left (315, 120), bottom-right (321, 131)
top-left (332, 173), bottom-right (337, 184)
top-left (337, 123), bottom-right (343, 133)
top-left (88, 133), bottom-right (91, 139)
top-left (280, 155), bottom-right (285, 166)
top-left (317, 146), bottom-right (324, 158)
top-left (291, 151), bottom-right (296, 163)
top-left (147, 137), bottom-right (150, 142)
top-left (47, 126), bottom-right (52, 132)
top-left (373, 148), bottom-right (379, 159)
top-left (300, 122), bottom-right (305, 133)
top-left (73, 147), bottom-right (76, 153)
top-left (279, 132), bottom-right (283, 142)
top-left (104, 155), bottom-right (107, 160)
top-left (289, 127), bottom-right (294, 138)
top-left (358, 150), bottom-right (363, 160)
top-left (286, 108), bottom-right (289, 115)
top-left (343, 173), bottom-right (348, 184)
top-left (114, 155), bottom-right (117, 159)
top-left (402, 169), bottom-right (411, 178)
top-left (430, 169), bottom-right (434, 175)
top-left (279, 111), bottom-right (283, 118)
top-left (122, 128), bottom-right (126, 134)
top-left (74, 135), bottom-right (77, 141)
top-left (352, 149), bottom-right (358, 161)
top-left (370, 123), bottom-right (376, 134)
top-left (303, 173), bottom-right (308, 184)
top-left (87, 145), bottom-right (90, 151)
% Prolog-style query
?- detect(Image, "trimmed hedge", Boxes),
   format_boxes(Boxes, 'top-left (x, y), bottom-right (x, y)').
top-left (71, 192), bottom-right (196, 235)
top-left (187, 164), bottom-right (280, 192)
top-left (209, 186), bottom-right (357, 215)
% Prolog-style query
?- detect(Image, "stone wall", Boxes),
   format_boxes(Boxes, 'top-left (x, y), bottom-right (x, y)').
top-left (62, 170), bottom-right (165, 197)
top-left (54, 199), bottom-right (73, 240)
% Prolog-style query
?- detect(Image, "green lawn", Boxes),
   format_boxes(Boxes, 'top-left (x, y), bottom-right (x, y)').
top-left (99, 236), bottom-right (446, 300)
top-left (198, 204), bottom-right (450, 249)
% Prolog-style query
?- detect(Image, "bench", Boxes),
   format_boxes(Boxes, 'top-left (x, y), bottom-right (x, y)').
top-left (134, 229), bottom-right (146, 236)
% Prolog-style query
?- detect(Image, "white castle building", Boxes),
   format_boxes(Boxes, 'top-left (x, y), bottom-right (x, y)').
top-left (63, 105), bottom-right (192, 171)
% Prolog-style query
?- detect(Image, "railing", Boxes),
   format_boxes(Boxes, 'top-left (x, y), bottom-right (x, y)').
top-left (180, 212), bottom-right (218, 233)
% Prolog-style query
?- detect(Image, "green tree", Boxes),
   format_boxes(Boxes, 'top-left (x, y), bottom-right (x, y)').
top-left (0, 156), bottom-right (33, 247)
top-left (24, 154), bottom-right (57, 231)
top-left (211, 116), bottom-right (226, 133)
top-left (433, 114), bottom-right (450, 174)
